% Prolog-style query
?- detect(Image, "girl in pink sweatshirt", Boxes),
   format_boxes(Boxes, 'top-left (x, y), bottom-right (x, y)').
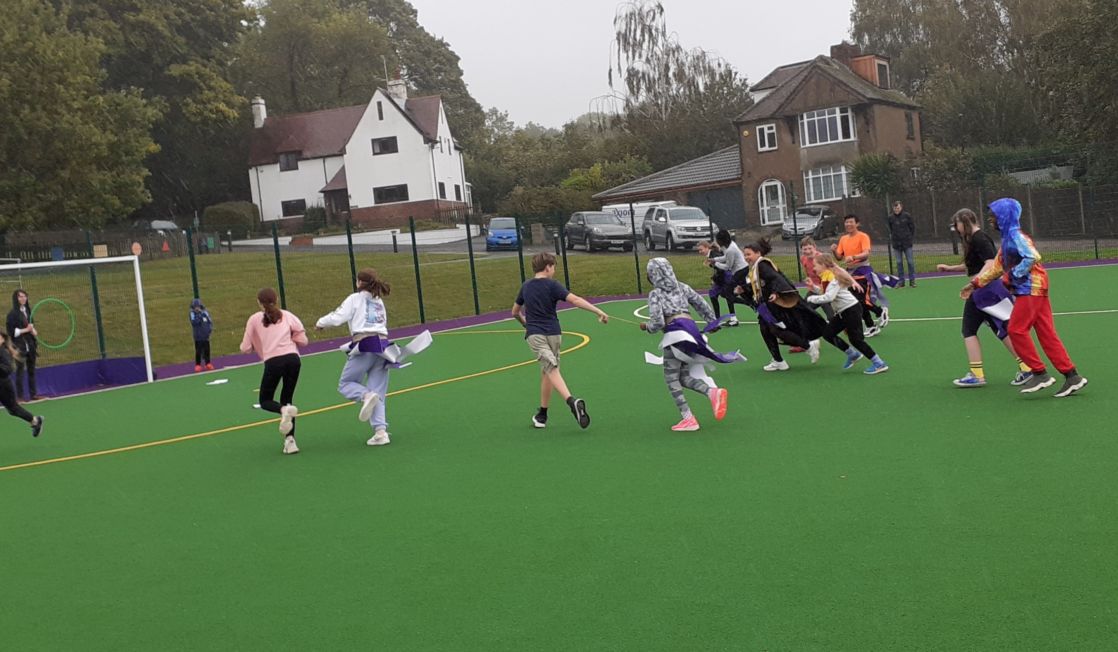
top-left (240, 288), bottom-right (308, 455)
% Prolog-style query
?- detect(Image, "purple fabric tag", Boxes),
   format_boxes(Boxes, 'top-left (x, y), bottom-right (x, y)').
top-left (665, 318), bottom-right (742, 364)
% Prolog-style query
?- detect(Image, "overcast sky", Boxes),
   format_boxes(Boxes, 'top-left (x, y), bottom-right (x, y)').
top-left (407, 0), bottom-right (855, 128)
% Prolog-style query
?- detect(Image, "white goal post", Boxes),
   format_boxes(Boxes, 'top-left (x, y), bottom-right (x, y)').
top-left (0, 255), bottom-right (153, 385)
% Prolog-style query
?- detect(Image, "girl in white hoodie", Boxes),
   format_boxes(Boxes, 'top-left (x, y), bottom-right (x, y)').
top-left (315, 268), bottom-right (394, 446)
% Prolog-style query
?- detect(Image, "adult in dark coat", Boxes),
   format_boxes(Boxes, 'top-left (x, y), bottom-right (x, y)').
top-left (888, 200), bottom-right (917, 287)
top-left (6, 289), bottom-right (40, 400)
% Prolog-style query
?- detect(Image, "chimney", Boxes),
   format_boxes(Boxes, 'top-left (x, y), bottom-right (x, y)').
top-left (830, 42), bottom-right (862, 66)
top-left (251, 96), bottom-right (267, 129)
top-left (387, 70), bottom-right (407, 102)
top-left (830, 42), bottom-right (890, 89)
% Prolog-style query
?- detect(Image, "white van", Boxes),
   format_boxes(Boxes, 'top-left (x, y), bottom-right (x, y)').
top-left (600, 201), bottom-right (676, 224)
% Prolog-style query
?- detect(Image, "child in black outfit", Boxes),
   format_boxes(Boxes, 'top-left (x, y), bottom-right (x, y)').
top-left (1, 330), bottom-right (44, 436)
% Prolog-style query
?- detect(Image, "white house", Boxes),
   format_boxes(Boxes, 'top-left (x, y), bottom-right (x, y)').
top-left (247, 78), bottom-right (471, 228)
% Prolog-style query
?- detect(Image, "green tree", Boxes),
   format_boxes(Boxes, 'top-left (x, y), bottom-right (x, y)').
top-left (609, 1), bottom-right (752, 170)
top-left (0, 0), bottom-right (157, 230)
top-left (909, 144), bottom-right (975, 191)
top-left (850, 153), bottom-right (904, 200)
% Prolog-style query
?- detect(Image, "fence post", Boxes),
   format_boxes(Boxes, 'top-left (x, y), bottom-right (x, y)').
top-left (391, 231), bottom-right (398, 253)
top-left (1078, 184), bottom-right (1087, 236)
top-left (884, 197), bottom-right (894, 276)
top-left (85, 230), bottom-right (107, 360)
top-left (186, 227), bottom-right (200, 299)
top-left (557, 213), bottom-right (571, 290)
top-left (789, 182), bottom-right (802, 282)
top-left (345, 218), bottom-right (357, 287)
top-left (409, 217), bottom-right (426, 323)
top-left (930, 189), bottom-right (939, 238)
top-left (271, 222), bottom-right (286, 309)
top-left (514, 216), bottom-right (526, 283)
top-left (464, 212), bottom-right (480, 315)
top-left (1026, 184), bottom-right (1037, 236)
top-left (628, 202), bottom-right (642, 294)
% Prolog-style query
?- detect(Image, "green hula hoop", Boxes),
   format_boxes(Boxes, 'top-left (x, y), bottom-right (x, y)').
top-left (30, 297), bottom-right (76, 350)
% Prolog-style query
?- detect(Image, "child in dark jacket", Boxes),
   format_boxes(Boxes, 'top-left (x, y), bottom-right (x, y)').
top-left (190, 298), bottom-right (214, 371)
top-left (1, 331), bottom-right (44, 436)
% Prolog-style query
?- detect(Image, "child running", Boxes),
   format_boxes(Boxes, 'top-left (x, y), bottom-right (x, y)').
top-left (512, 252), bottom-right (608, 429)
top-left (640, 258), bottom-right (738, 432)
top-left (936, 208), bottom-right (1032, 388)
top-left (805, 254), bottom-right (890, 375)
top-left (832, 215), bottom-right (890, 335)
top-left (240, 288), bottom-right (308, 454)
top-left (708, 229), bottom-right (748, 325)
top-left (800, 236), bottom-right (835, 320)
top-left (0, 330), bottom-right (44, 437)
top-left (965, 198), bottom-right (1087, 397)
top-left (697, 240), bottom-right (734, 326)
top-left (315, 268), bottom-right (396, 446)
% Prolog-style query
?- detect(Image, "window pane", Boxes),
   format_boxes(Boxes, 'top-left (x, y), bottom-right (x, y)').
top-left (841, 114), bottom-right (852, 139)
top-left (807, 120), bottom-right (818, 144)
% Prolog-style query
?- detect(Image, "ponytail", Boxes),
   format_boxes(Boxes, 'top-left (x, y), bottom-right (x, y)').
top-left (814, 253), bottom-right (855, 288)
top-left (257, 288), bottom-right (282, 326)
top-left (357, 268), bottom-right (391, 298)
top-left (743, 237), bottom-right (772, 257)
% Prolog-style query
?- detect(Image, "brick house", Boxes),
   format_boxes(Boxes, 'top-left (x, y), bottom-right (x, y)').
top-left (736, 45), bottom-right (921, 227)
top-left (247, 77), bottom-right (470, 231)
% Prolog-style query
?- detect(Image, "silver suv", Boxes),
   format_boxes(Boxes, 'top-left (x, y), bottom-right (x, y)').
top-left (641, 205), bottom-right (716, 251)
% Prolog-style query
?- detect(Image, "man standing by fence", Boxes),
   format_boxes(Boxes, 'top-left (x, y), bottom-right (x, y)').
top-left (888, 201), bottom-right (917, 287)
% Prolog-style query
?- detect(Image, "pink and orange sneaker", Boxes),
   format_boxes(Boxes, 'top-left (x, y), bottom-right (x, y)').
top-left (710, 388), bottom-right (728, 421)
top-left (671, 415), bottom-right (700, 432)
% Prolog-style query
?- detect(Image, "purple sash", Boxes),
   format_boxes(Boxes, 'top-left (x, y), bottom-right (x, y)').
top-left (353, 335), bottom-right (391, 353)
top-left (972, 283), bottom-right (1013, 339)
top-left (665, 318), bottom-right (742, 364)
top-left (851, 264), bottom-right (895, 307)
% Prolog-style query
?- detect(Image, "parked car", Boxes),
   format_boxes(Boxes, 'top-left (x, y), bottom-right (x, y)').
top-left (485, 217), bottom-right (522, 251)
top-left (600, 200), bottom-right (676, 224)
top-left (564, 212), bottom-right (634, 252)
top-left (641, 205), bottom-right (717, 251)
top-left (132, 219), bottom-right (181, 235)
top-left (781, 205), bottom-right (840, 241)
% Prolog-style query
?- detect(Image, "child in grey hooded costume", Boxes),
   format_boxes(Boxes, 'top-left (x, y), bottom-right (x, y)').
top-left (641, 258), bottom-right (743, 431)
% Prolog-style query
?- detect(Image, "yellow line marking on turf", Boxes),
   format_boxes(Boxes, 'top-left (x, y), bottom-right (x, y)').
top-left (0, 330), bottom-right (591, 474)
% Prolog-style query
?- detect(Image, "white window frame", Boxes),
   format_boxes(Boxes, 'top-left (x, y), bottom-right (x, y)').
top-left (757, 179), bottom-right (787, 225)
top-left (802, 165), bottom-right (853, 203)
top-left (757, 123), bottom-right (777, 152)
top-left (798, 107), bottom-right (856, 148)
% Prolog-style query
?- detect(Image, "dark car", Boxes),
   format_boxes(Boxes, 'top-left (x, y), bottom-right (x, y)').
top-left (485, 217), bottom-right (522, 251)
top-left (781, 206), bottom-right (840, 241)
top-left (564, 211), bottom-right (634, 252)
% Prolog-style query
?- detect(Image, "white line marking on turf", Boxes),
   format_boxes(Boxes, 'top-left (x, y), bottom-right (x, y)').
top-left (632, 304), bottom-right (1118, 323)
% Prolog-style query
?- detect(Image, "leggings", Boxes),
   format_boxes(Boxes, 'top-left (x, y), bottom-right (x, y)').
top-left (826, 303), bottom-right (876, 359)
top-left (760, 313), bottom-right (849, 363)
top-left (194, 340), bottom-right (211, 365)
top-left (662, 347), bottom-right (711, 418)
top-left (1, 376), bottom-right (35, 423)
top-left (260, 353), bottom-right (301, 437)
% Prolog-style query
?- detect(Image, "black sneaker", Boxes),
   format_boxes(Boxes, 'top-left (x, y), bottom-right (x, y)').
top-left (31, 415), bottom-right (43, 438)
top-left (570, 398), bottom-right (590, 429)
top-left (1054, 374), bottom-right (1088, 398)
top-left (531, 413), bottom-right (547, 429)
top-left (1019, 372), bottom-right (1055, 394)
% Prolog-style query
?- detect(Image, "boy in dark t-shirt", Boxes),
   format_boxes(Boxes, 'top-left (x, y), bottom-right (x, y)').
top-left (512, 253), bottom-right (609, 429)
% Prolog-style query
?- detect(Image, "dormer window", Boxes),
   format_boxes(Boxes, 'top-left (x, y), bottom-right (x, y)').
top-left (278, 152), bottom-right (299, 172)
top-left (876, 60), bottom-right (890, 89)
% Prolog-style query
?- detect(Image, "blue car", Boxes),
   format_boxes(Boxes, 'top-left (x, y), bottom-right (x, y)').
top-left (485, 217), bottom-right (521, 251)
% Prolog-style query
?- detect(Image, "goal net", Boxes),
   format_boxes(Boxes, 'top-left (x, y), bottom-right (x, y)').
top-left (0, 256), bottom-right (153, 397)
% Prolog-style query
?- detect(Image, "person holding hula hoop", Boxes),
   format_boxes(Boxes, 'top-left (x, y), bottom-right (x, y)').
top-left (6, 289), bottom-right (41, 401)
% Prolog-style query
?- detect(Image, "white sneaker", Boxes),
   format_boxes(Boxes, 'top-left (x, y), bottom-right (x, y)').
top-left (282, 435), bottom-right (299, 455)
top-left (763, 359), bottom-right (790, 372)
top-left (807, 339), bottom-right (821, 364)
top-left (865, 325), bottom-right (880, 338)
top-left (358, 392), bottom-right (381, 422)
top-left (880, 308), bottom-right (890, 328)
top-left (279, 405), bottom-right (298, 435)
top-left (367, 430), bottom-right (391, 446)
top-left (727, 315), bottom-right (740, 327)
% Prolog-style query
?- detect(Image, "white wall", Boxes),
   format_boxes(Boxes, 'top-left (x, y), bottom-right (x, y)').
top-left (249, 156), bottom-right (343, 222)
top-left (344, 90), bottom-right (437, 210)
top-left (430, 103), bottom-right (468, 203)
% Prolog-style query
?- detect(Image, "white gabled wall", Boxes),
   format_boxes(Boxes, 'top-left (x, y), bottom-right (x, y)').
top-left (430, 103), bottom-right (468, 203)
top-left (249, 156), bottom-right (344, 222)
top-left (344, 90), bottom-right (435, 209)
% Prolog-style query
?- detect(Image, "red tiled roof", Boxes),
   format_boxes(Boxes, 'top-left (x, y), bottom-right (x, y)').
top-left (320, 165), bottom-right (347, 192)
top-left (248, 104), bottom-right (367, 166)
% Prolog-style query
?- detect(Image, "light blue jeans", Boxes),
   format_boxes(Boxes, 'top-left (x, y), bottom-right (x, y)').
top-left (338, 352), bottom-right (390, 431)
top-left (893, 246), bottom-right (916, 282)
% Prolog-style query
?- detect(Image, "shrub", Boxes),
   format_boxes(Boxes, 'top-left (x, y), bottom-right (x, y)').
top-left (302, 206), bottom-right (327, 233)
top-left (202, 201), bottom-right (258, 239)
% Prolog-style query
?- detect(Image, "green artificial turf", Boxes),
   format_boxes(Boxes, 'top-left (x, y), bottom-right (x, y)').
top-left (1, 266), bottom-right (1115, 650)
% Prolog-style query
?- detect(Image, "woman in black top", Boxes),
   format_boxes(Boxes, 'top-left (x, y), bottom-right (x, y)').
top-left (742, 238), bottom-right (849, 371)
top-left (5, 289), bottom-right (40, 400)
top-left (936, 208), bottom-right (1032, 388)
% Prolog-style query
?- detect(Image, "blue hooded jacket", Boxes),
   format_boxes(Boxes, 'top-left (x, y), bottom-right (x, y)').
top-left (190, 298), bottom-right (213, 340)
top-left (982, 198), bottom-right (1047, 297)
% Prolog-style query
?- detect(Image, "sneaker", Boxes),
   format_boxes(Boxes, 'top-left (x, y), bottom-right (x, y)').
top-left (367, 430), bottom-right (391, 446)
top-left (31, 415), bottom-right (43, 438)
top-left (279, 404), bottom-right (298, 435)
top-left (864, 360), bottom-right (889, 375)
top-left (865, 325), bottom-right (880, 338)
top-left (282, 435), bottom-right (299, 455)
top-left (1011, 371), bottom-right (1033, 386)
top-left (953, 372), bottom-right (987, 388)
top-left (897, 281), bottom-right (906, 288)
top-left (710, 388), bottom-right (728, 421)
top-left (205, 363), bottom-right (214, 371)
top-left (1019, 372), bottom-right (1055, 394)
top-left (807, 339), bottom-right (821, 364)
top-left (909, 280), bottom-right (917, 287)
top-left (358, 392), bottom-right (380, 422)
top-left (727, 315), bottom-right (740, 327)
top-left (1053, 374), bottom-right (1088, 398)
top-left (531, 414), bottom-right (547, 429)
top-left (762, 359), bottom-right (790, 372)
top-left (570, 398), bottom-right (590, 429)
top-left (194, 364), bottom-right (203, 373)
top-left (880, 308), bottom-right (890, 328)
top-left (843, 351), bottom-right (863, 370)
top-left (671, 415), bottom-right (700, 432)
